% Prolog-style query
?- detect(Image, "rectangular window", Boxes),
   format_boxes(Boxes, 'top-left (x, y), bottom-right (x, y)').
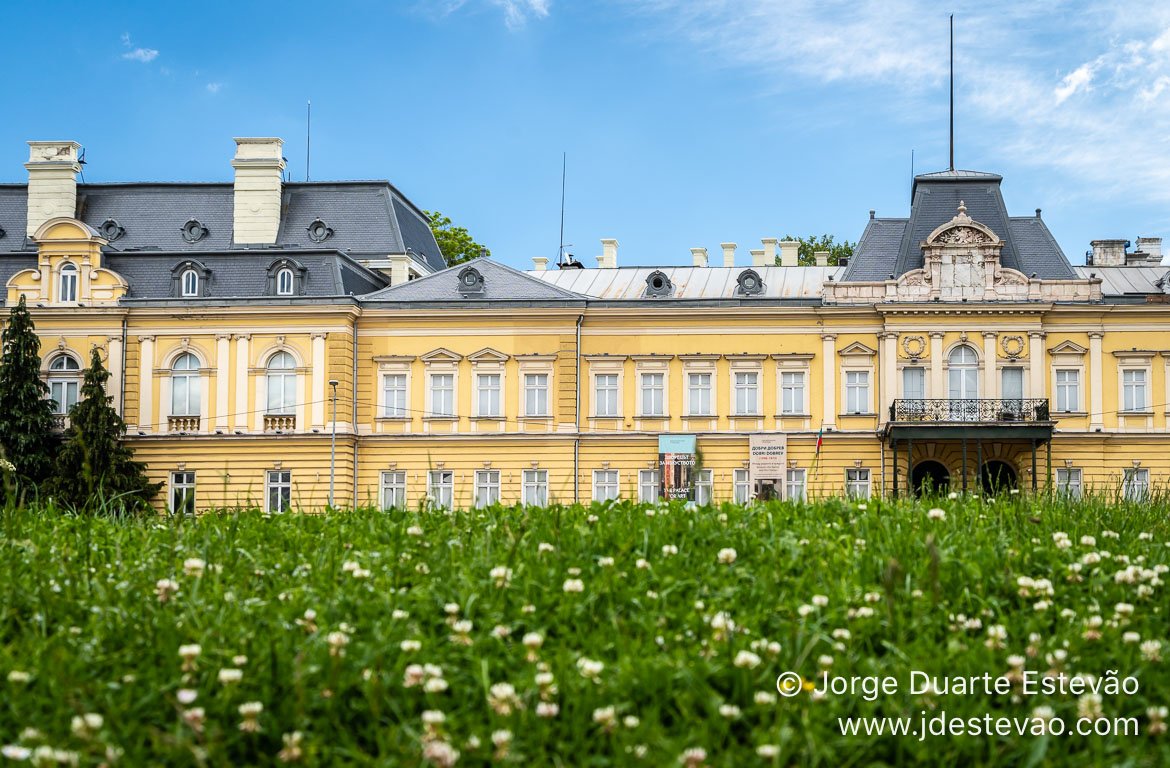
top-left (475, 469), bottom-right (500, 508)
top-left (476, 373), bottom-right (501, 417)
top-left (786, 468), bottom-right (807, 501)
top-left (687, 372), bottom-right (712, 416)
top-left (430, 374), bottom-right (454, 417)
top-left (781, 371), bottom-right (805, 414)
top-left (381, 470), bottom-right (407, 510)
top-left (1123, 468), bottom-right (1149, 501)
top-left (902, 367), bottom-right (926, 399)
top-left (49, 380), bottom-right (79, 415)
top-left (1055, 468), bottom-right (1082, 499)
top-left (170, 471), bottom-right (196, 515)
top-left (733, 469), bottom-right (751, 504)
top-left (845, 468), bottom-right (871, 499)
top-left (1055, 369), bottom-right (1080, 412)
top-left (733, 371), bottom-right (759, 415)
top-left (383, 374), bottom-right (407, 418)
top-left (593, 469), bottom-right (619, 501)
top-left (639, 469), bottom-right (660, 503)
top-left (266, 470), bottom-right (291, 513)
top-left (594, 374), bottom-right (619, 417)
top-left (640, 372), bottom-right (665, 417)
top-left (428, 470), bottom-right (454, 509)
top-left (522, 469), bottom-right (548, 506)
top-left (524, 373), bottom-right (549, 417)
top-left (695, 469), bottom-right (714, 505)
top-left (1001, 367), bottom-right (1024, 400)
top-left (1122, 369), bottom-right (1148, 411)
top-left (845, 371), bottom-right (870, 414)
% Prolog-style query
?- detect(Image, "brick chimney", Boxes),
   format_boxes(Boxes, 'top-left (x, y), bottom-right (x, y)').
top-left (232, 138), bottom-right (285, 245)
top-left (598, 238), bottom-right (618, 268)
top-left (779, 240), bottom-right (800, 267)
top-left (25, 141), bottom-right (81, 236)
top-left (720, 242), bottom-right (736, 267)
top-left (691, 247), bottom-right (708, 267)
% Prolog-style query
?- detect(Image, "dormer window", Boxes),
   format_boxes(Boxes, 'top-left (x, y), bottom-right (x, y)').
top-left (98, 219), bottom-right (125, 241)
top-left (277, 268), bottom-right (294, 296)
top-left (181, 269), bottom-right (199, 297)
top-left (171, 260), bottom-right (211, 298)
top-left (181, 219), bottom-right (209, 244)
top-left (59, 263), bottom-right (78, 303)
top-left (266, 258), bottom-right (306, 297)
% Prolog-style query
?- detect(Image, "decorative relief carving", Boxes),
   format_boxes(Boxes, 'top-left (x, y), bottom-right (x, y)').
top-left (1001, 335), bottom-right (1025, 358)
top-left (901, 335), bottom-right (926, 359)
top-left (938, 226), bottom-right (991, 245)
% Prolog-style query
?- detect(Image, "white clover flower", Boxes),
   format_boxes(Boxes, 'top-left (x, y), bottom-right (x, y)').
top-left (177, 689), bottom-right (198, 705)
top-left (717, 548), bottom-right (737, 564)
top-left (327, 631), bottom-right (350, 657)
top-left (755, 691), bottom-right (777, 705)
top-left (734, 650), bottom-right (761, 669)
top-left (183, 558), bottom-right (206, 577)
top-left (832, 628), bottom-right (851, 641)
top-left (679, 746), bottom-right (708, 767)
top-left (407, 525), bottom-right (424, 537)
top-left (927, 508), bottom-right (946, 521)
top-left (522, 632), bottom-right (544, 650)
top-left (577, 656), bottom-right (604, 681)
top-left (662, 544), bottom-right (679, 556)
top-left (6, 670), bottom-right (31, 684)
top-left (563, 579), bottom-right (585, 593)
top-left (156, 578), bottom-right (180, 603)
top-left (536, 702), bottom-right (560, 718)
top-left (422, 740), bottom-right (460, 768)
top-left (1123, 631), bottom-right (1142, 644)
top-left (719, 704), bottom-right (740, 719)
top-left (1141, 639), bottom-right (1163, 661)
top-left (947, 491), bottom-right (959, 500)
top-left (1115, 602), bottom-right (1135, 617)
top-left (592, 706), bottom-right (616, 728)
top-left (812, 594), bottom-right (829, 607)
top-left (70, 713), bottom-right (103, 738)
top-left (487, 682), bottom-right (521, 716)
top-left (817, 654), bottom-right (834, 668)
top-left (538, 542), bottom-right (555, 554)
top-left (1, 746), bottom-right (31, 761)
top-left (797, 604), bottom-right (816, 617)
top-left (422, 710), bottom-right (446, 726)
top-left (444, 603), bottom-right (461, 616)
top-left (401, 639), bottom-right (422, 653)
top-left (598, 556), bottom-right (615, 568)
top-left (636, 558), bottom-right (650, 569)
top-left (491, 729), bottom-right (513, 747)
top-left (238, 701), bottom-right (263, 733)
top-left (489, 566), bottom-right (512, 587)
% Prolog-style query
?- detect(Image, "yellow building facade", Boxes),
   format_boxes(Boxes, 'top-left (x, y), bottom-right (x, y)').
top-left (2, 138), bottom-right (1168, 511)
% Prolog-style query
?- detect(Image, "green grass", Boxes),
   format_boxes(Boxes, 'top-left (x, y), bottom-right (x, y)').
top-left (1, 495), bottom-right (1168, 766)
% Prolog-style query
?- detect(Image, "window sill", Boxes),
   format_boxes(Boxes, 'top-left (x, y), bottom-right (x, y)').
top-left (1053, 411), bottom-right (1087, 417)
top-left (730, 413), bottom-right (762, 418)
top-left (839, 412), bottom-right (878, 417)
top-left (685, 414), bottom-right (715, 419)
top-left (778, 412), bottom-right (811, 418)
top-left (1119, 411), bottom-right (1154, 416)
top-left (517, 415), bottom-right (554, 421)
top-left (376, 415), bottom-right (411, 421)
top-left (423, 416), bottom-right (458, 421)
top-left (470, 415), bottom-right (505, 420)
top-left (637, 414), bottom-right (669, 419)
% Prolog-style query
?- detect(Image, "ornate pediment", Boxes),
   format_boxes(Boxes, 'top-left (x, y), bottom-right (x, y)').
top-left (924, 201), bottom-right (1002, 248)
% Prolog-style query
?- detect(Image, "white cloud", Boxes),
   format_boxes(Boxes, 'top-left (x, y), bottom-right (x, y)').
top-left (1053, 61), bottom-right (1097, 104)
top-left (206, 82), bottom-right (222, 94)
top-left (422, 0), bottom-right (549, 28)
top-left (120, 32), bottom-right (159, 63)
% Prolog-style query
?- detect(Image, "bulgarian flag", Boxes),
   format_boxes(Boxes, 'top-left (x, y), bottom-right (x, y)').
top-left (809, 423), bottom-right (824, 477)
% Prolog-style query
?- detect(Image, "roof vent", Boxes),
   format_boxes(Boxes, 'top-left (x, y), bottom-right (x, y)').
top-left (736, 268), bottom-right (764, 296)
top-left (181, 219), bottom-right (210, 244)
top-left (644, 270), bottom-right (673, 298)
top-left (457, 265), bottom-right (485, 296)
top-left (0, 226), bottom-right (6, 239)
top-left (98, 219), bottom-right (125, 242)
top-left (306, 218), bottom-right (333, 243)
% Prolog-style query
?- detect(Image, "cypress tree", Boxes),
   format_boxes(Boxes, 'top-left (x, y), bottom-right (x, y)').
top-left (0, 294), bottom-right (58, 497)
top-left (48, 347), bottom-right (161, 513)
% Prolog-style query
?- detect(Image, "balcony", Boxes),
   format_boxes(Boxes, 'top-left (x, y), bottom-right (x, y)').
top-left (884, 398), bottom-right (1054, 442)
top-left (168, 415), bottom-right (202, 433)
top-left (51, 414), bottom-right (68, 431)
top-left (264, 414), bottom-right (297, 433)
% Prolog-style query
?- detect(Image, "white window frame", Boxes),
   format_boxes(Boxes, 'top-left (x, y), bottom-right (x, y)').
top-left (523, 372), bottom-right (549, 417)
top-left (947, 344), bottom-right (981, 400)
top-left (733, 469), bottom-right (751, 503)
top-left (428, 372), bottom-right (456, 418)
top-left (265, 351), bottom-right (297, 415)
top-left (475, 372), bottom-right (502, 418)
top-left (516, 355), bottom-right (555, 420)
top-left (639, 371), bottom-right (666, 417)
top-left (170, 471), bottom-right (196, 515)
top-left (638, 469), bottom-right (660, 503)
top-left (428, 470), bottom-right (454, 509)
top-left (844, 370), bottom-right (870, 414)
top-left (594, 373), bottom-right (620, 417)
top-left (58, 262), bottom-right (78, 303)
top-left (47, 354), bottom-right (81, 416)
top-left (1121, 368), bottom-right (1149, 412)
top-left (901, 366), bottom-right (926, 399)
top-left (381, 470), bottom-right (407, 510)
top-left (1122, 468), bottom-right (1149, 501)
top-left (1000, 365), bottom-right (1025, 401)
top-left (170, 352), bottom-right (202, 417)
top-left (382, 373), bottom-right (408, 418)
top-left (180, 269), bottom-right (199, 297)
top-left (732, 370), bottom-right (760, 416)
top-left (786, 468), bottom-right (807, 501)
top-left (695, 468), bottom-right (714, 505)
top-left (522, 469), bottom-right (548, 506)
top-left (475, 469), bottom-right (501, 508)
top-left (686, 372), bottom-right (713, 417)
top-left (593, 469), bottom-right (619, 501)
top-left (845, 467), bottom-right (871, 499)
top-left (276, 268), bottom-right (295, 296)
top-left (780, 370), bottom-right (806, 415)
top-left (1055, 467), bottom-right (1082, 498)
top-left (266, 470), bottom-right (292, 513)
top-left (1054, 368), bottom-right (1080, 413)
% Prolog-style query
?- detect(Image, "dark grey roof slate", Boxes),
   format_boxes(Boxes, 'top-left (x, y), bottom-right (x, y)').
top-left (842, 218), bottom-right (908, 281)
top-left (81, 184), bottom-right (235, 252)
top-left (363, 257), bottom-right (587, 303)
top-left (0, 187), bottom-right (30, 249)
top-left (0, 255), bottom-right (37, 304)
top-left (391, 197), bottom-right (446, 272)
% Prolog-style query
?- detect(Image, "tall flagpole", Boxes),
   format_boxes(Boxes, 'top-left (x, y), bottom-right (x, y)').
top-left (949, 14), bottom-right (954, 172)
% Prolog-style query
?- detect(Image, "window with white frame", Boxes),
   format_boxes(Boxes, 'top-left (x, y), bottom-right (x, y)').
top-left (687, 372), bottom-right (712, 416)
top-left (640, 372), bottom-right (665, 417)
top-left (786, 468), bottom-right (807, 501)
top-left (593, 469), bottom-right (619, 501)
top-left (180, 269), bottom-right (199, 297)
top-left (475, 470), bottom-right (500, 508)
top-left (47, 354), bottom-right (81, 415)
top-left (170, 471), bottom-right (196, 515)
top-left (594, 373), bottom-right (619, 417)
top-left (428, 470), bottom-right (454, 509)
top-left (381, 470), bottom-right (407, 510)
top-left (1122, 369), bottom-right (1148, 411)
top-left (1123, 468), bottom-right (1149, 501)
top-left (524, 373), bottom-right (549, 417)
top-left (845, 371), bottom-right (870, 414)
top-left (948, 345), bottom-right (980, 399)
top-left (266, 470), bottom-right (292, 513)
top-left (265, 351), bottom-right (297, 414)
top-left (522, 469), bottom-right (548, 506)
top-left (845, 467), bottom-right (871, 499)
top-left (276, 268), bottom-right (294, 296)
top-left (695, 469), bottom-right (713, 505)
top-left (59, 263), bottom-right (78, 302)
top-left (639, 469), bottom-right (660, 502)
top-left (429, 373), bottom-right (455, 417)
top-left (1055, 468), bottom-right (1082, 498)
top-left (476, 373), bottom-right (502, 417)
top-left (902, 366), bottom-right (926, 399)
top-left (1001, 366), bottom-right (1024, 401)
top-left (383, 374), bottom-right (407, 417)
top-left (170, 353), bottom-right (201, 417)
top-left (733, 469), bottom-right (751, 503)
top-left (781, 371), bottom-right (805, 414)
top-left (733, 371), bottom-right (759, 416)
top-left (1055, 369), bottom-right (1080, 412)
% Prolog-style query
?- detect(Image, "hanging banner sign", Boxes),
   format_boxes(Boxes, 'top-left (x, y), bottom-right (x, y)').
top-left (659, 434), bottom-right (697, 501)
top-left (749, 433), bottom-right (788, 499)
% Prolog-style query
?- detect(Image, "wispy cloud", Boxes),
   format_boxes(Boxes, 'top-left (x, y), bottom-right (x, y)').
top-left (120, 32), bottom-right (159, 63)
top-left (206, 82), bottom-right (222, 94)
top-left (423, 0), bottom-right (549, 28)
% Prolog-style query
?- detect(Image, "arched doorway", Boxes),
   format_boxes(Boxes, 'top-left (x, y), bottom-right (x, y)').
top-left (980, 461), bottom-right (1017, 495)
top-left (911, 461), bottom-right (950, 496)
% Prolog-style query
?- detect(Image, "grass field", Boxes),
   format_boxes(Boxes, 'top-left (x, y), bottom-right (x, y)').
top-left (1, 496), bottom-right (1168, 766)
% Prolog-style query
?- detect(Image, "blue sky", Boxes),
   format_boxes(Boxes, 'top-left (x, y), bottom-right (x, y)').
top-left (4, 0), bottom-right (1169, 269)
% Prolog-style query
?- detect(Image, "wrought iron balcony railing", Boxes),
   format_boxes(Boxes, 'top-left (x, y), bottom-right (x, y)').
top-left (890, 398), bottom-right (1051, 423)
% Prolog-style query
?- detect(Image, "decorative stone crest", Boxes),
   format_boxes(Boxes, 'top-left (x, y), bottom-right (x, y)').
top-left (901, 335), bottom-right (926, 359)
top-left (1001, 335), bottom-right (1025, 359)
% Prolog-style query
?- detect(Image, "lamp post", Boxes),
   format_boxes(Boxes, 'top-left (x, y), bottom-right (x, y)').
top-left (329, 379), bottom-right (339, 508)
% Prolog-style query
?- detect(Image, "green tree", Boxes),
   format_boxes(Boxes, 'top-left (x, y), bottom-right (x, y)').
top-left (780, 234), bottom-right (856, 266)
top-left (47, 348), bottom-right (160, 513)
top-left (0, 294), bottom-right (58, 497)
top-left (426, 210), bottom-right (491, 266)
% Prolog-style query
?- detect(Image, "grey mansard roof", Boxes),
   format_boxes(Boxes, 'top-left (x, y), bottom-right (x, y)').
top-left (364, 258), bottom-right (588, 305)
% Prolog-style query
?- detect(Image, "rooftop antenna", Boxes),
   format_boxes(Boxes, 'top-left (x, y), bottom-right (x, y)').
top-left (306, 100), bottom-right (312, 182)
top-left (910, 148), bottom-right (915, 201)
top-left (948, 14), bottom-right (955, 172)
top-left (557, 152), bottom-right (567, 265)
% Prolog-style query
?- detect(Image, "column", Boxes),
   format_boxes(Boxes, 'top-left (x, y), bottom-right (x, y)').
top-left (311, 332), bottom-right (327, 429)
top-left (878, 332), bottom-right (897, 425)
top-left (983, 332), bottom-right (998, 399)
top-left (821, 334), bottom-right (837, 430)
top-left (137, 336), bottom-right (154, 433)
top-left (215, 334), bottom-right (231, 432)
top-left (1029, 332), bottom-right (1046, 400)
top-left (929, 332), bottom-right (945, 398)
top-left (107, 335), bottom-right (123, 417)
top-left (234, 334), bottom-right (251, 432)
top-left (1089, 331), bottom-right (1104, 431)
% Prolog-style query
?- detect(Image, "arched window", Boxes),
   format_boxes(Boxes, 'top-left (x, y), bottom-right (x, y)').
top-left (266, 351), bottom-right (297, 414)
top-left (180, 269), bottom-right (199, 297)
top-left (276, 268), bottom-right (294, 296)
top-left (947, 345), bottom-right (979, 422)
top-left (47, 354), bottom-right (81, 415)
top-left (59, 263), bottom-right (78, 303)
top-left (170, 353), bottom-right (201, 416)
